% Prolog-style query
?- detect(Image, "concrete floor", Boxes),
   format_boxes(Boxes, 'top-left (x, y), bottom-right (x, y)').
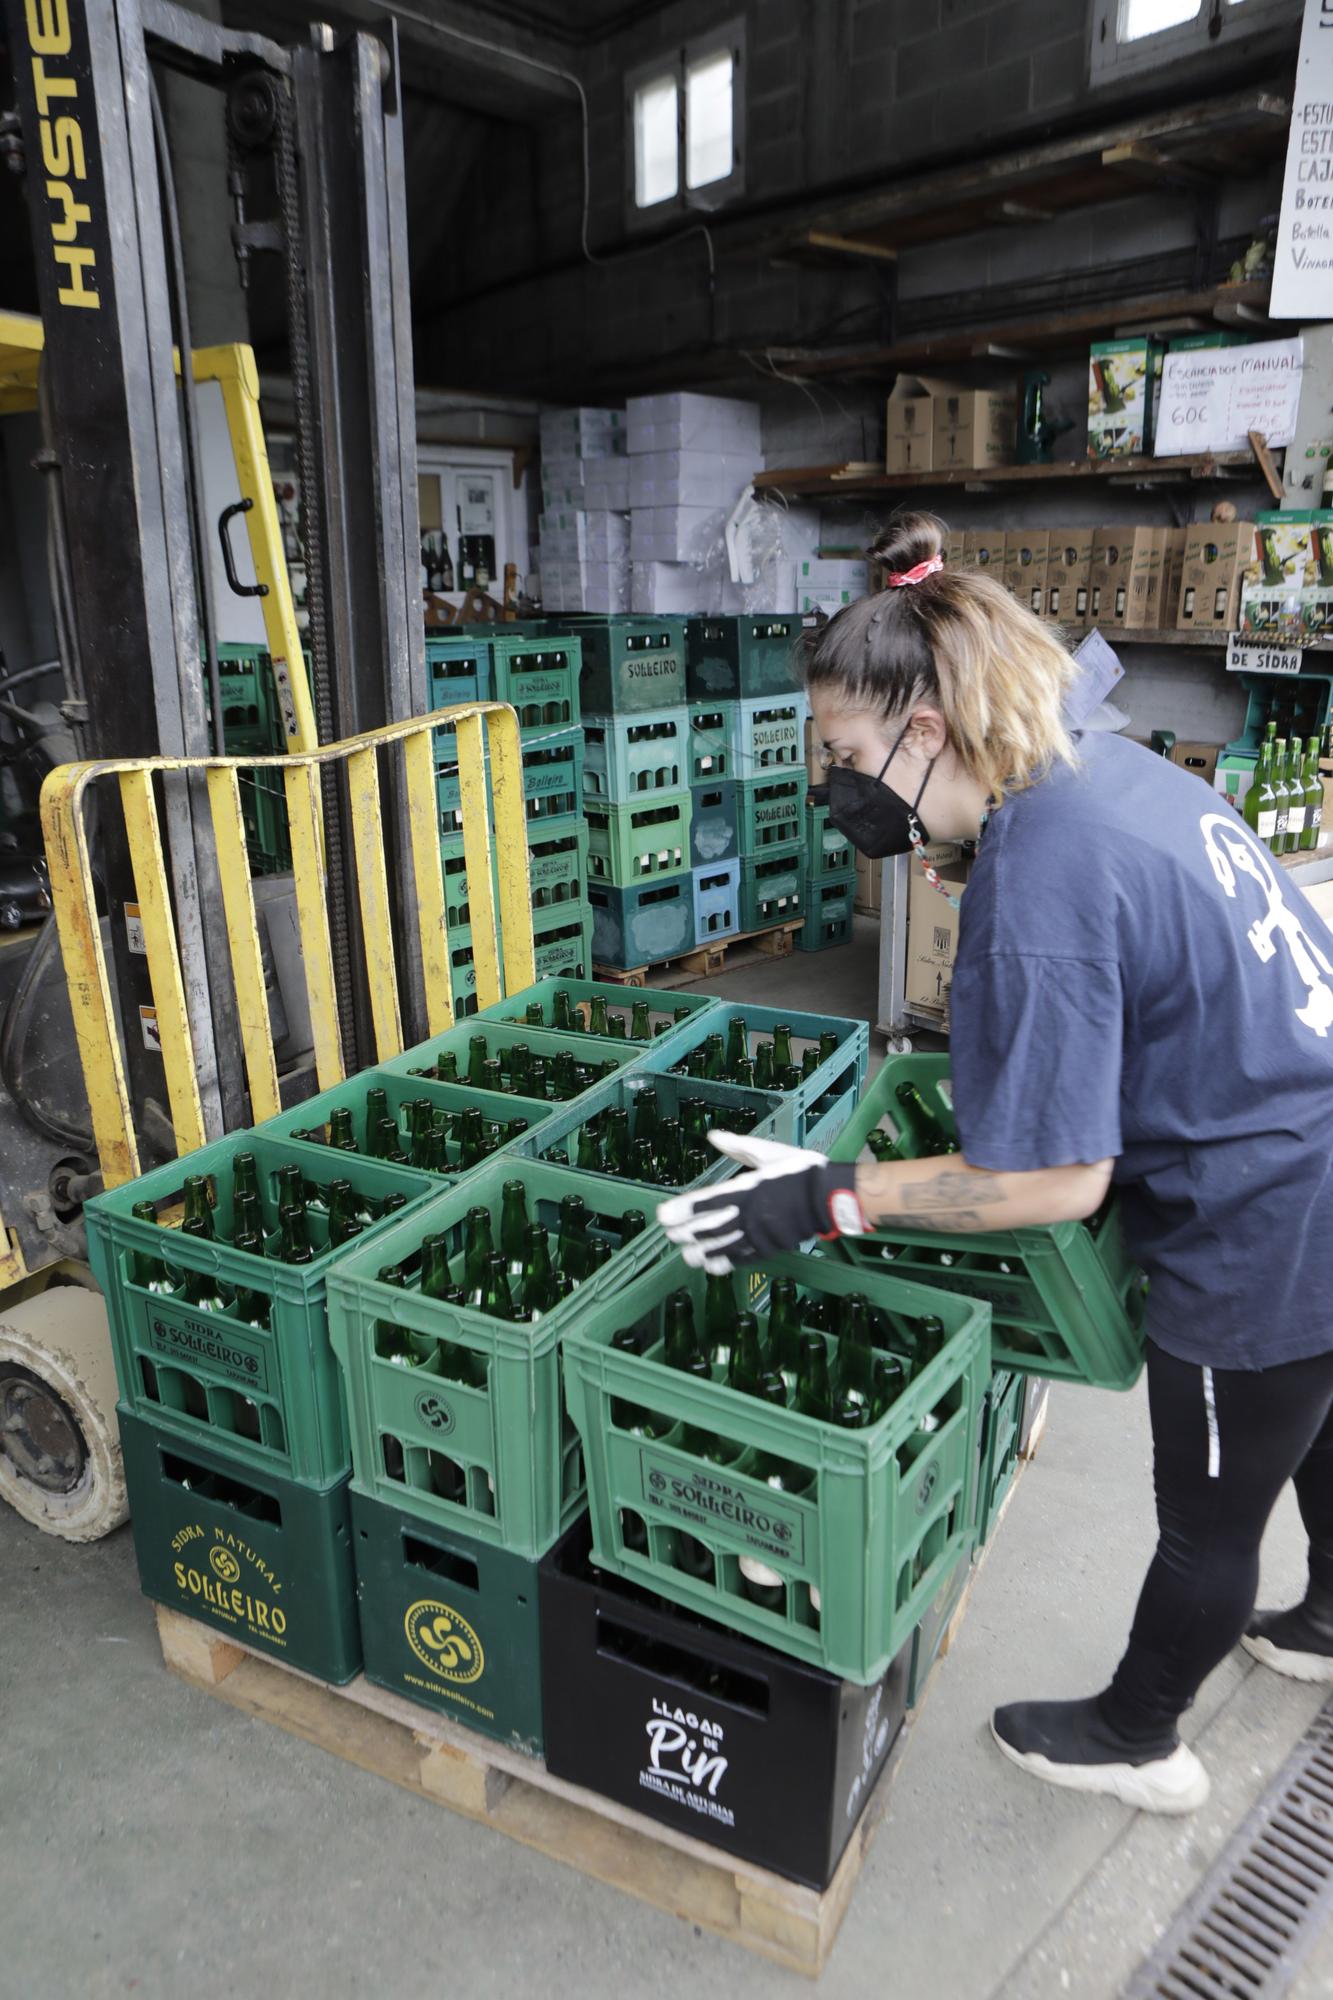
top-left (4, 921), bottom-right (1331, 2000)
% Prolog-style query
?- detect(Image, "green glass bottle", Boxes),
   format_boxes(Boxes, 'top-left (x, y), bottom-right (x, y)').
top-left (621, 1208), bottom-right (647, 1243)
top-left (818, 1030), bottom-right (838, 1065)
top-left (834, 1292), bottom-right (876, 1425)
top-left (329, 1106), bottom-right (356, 1152)
top-left (278, 1202), bottom-right (315, 1266)
top-left (231, 1152), bottom-right (259, 1208)
top-left (521, 1223), bottom-right (558, 1316)
top-left (801, 1046), bottom-right (820, 1080)
top-left (608, 1014), bottom-right (627, 1040)
top-left (131, 1200), bottom-right (173, 1291)
top-left (610, 1326), bottom-right (668, 1438)
top-left (684, 1048), bottom-right (709, 1081)
top-left (1245, 735), bottom-right (1279, 849)
top-left (627, 1136), bottom-right (656, 1184)
top-left (1302, 735), bottom-right (1323, 853)
top-left (771, 1024), bottom-right (794, 1075)
top-left (434, 1050), bottom-right (459, 1084)
top-left (914, 1313), bottom-right (947, 1370)
top-left (655, 1118), bottom-right (685, 1185)
top-left (180, 1263), bottom-right (227, 1314)
top-left (481, 1252), bottom-right (515, 1321)
top-left (867, 1129), bottom-right (903, 1163)
top-left (1272, 737), bottom-right (1293, 852)
top-left (508, 1043), bottom-right (532, 1096)
top-left (680, 1096), bottom-right (708, 1146)
top-left (551, 988), bottom-right (575, 1033)
top-left (873, 1352), bottom-right (910, 1421)
top-left (181, 1174), bottom-right (215, 1241)
top-left (753, 1041), bottom-right (775, 1090)
top-left (704, 1271), bottom-right (736, 1373)
top-left (703, 1034), bottom-right (726, 1081)
top-left (462, 1207), bottom-right (494, 1297)
top-left (375, 1265), bottom-right (418, 1366)
top-left (527, 1054), bottom-right (549, 1101)
top-left (231, 1286), bottom-right (271, 1330)
top-left (732, 1054), bottom-right (756, 1090)
top-left (480, 1058), bottom-right (502, 1094)
top-left (765, 1277), bottom-right (803, 1393)
top-left (231, 1187), bottom-right (265, 1249)
top-left (326, 1178), bottom-right (362, 1249)
top-left (575, 1123), bottom-right (603, 1173)
top-left (633, 1087), bottom-right (661, 1147)
top-left (587, 1234), bottom-right (614, 1274)
top-left (603, 1107), bottom-right (631, 1176)
top-left (552, 1051), bottom-right (577, 1099)
top-left (729, 1311), bottom-right (786, 1405)
top-left (589, 995), bottom-right (610, 1037)
top-left (664, 1289), bottom-right (709, 1376)
top-left (557, 1194), bottom-right (591, 1281)
top-left (1281, 737), bottom-right (1307, 854)
top-left (724, 1015), bottom-right (749, 1077)
top-left (683, 1144), bottom-right (711, 1182)
top-left (466, 1035), bottom-right (489, 1088)
top-left (895, 1080), bottom-right (956, 1155)
top-left (630, 1000), bottom-right (652, 1041)
top-left (795, 1330), bottom-right (832, 1420)
top-left (500, 1179), bottom-right (529, 1284)
top-left (364, 1086), bottom-right (389, 1140)
top-left (454, 1107), bottom-right (482, 1169)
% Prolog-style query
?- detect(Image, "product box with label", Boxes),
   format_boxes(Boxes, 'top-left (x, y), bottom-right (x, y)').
top-left (1157, 526), bottom-right (1187, 627)
top-left (885, 375), bottom-right (957, 474)
top-left (627, 392), bottom-right (762, 458)
top-left (944, 529), bottom-right (966, 570)
top-left (1305, 516), bottom-right (1333, 641)
top-left (1123, 526), bottom-right (1165, 630)
top-left (1003, 530), bottom-right (1050, 619)
top-left (962, 530), bottom-right (1006, 579)
top-left (797, 555), bottom-right (869, 616)
top-left (1177, 522), bottom-right (1256, 632)
top-left (1087, 337), bottom-right (1165, 459)
top-left (1168, 740), bottom-right (1223, 788)
top-left (1088, 528), bottom-right (1130, 627)
top-left (1240, 510), bottom-right (1312, 644)
top-left (1045, 530), bottom-right (1093, 628)
top-left (905, 852), bottom-right (969, 1018)
top-left (539, 1518), bottom-right (911, 1888)
top-left (933, 389), bottom-right (1016, 472)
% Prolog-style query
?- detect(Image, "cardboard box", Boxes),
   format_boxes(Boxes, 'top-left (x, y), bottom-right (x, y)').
top-left (627, 392), bottom-right (761, 457)
top-left (1088, 528), bottom-right (1131, 628)
top-left (885, 375), bottom-right (958, 473)
top-left (944, 530), bottom-right (966, 570)
top-left (1122, 527), bottom-right (1164, 630)
top-left (906, 856), bottom-right (969, 1017)
top-left (1158, 527), bottom-right (1187, 628)
top-left (1168, 740), bottom-right (1222, 787)
top-left (1087, 337), bottom-right (1166, 459)
top-left (1045, 529), bottom-right (1093, 627)
top-left (1240, 511), bottom-right (1310, 644)
top-left (805, 714), bottom-right (823, 786)
top-left (962, 529), bottom-right (1006, 579)
top-left (1003, 530), bottom-right (1050, 619)
top-left (1177, 522), bottom-right (1255, 632)
top-left (933, 389), bottom-right (1016, 471)
top-left (629, 450), bottom-right (756, 509)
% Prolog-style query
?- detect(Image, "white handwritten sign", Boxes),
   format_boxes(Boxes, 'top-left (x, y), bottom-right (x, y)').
top-left (1226, 637), bottom-right (1305, 676)
top-left (1154, 339), bottom-right (1305, 457)
top-left (1272, 0), bottom-right (1333, 319)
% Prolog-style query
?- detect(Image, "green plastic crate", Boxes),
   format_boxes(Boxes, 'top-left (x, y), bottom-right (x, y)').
top-left (490, 633), bottom-right (581, 731)
top-left (528, 819), bottom-right (589, 910)
top-left (118, 1405), bottom-right (360, 1683)
top-left (238, 765), bottom-right (292, 876)
top-left (827, 1054), bottom-right (1147, 1390)
top-left (380, 1018), bottom-right (641, 1099)
top-left (476, 975), bottom-right (717, 1049)
top-left (976, 1367), bottom-right (1024, 1546)
top-left (734, 695), bottom-right (806, 779)
top-left (426, 635), bottom-right (492, 706)
top-left (805, 802), bottom-right (854, 880)
top-left (660, 1001), bottom-right (869, 1149)
top-left (688, 703), bottom-right (738, 784)
top-left (689, 779), bottom-right (739, 866)
top-left (737, 774), bottom-right (805, 856)
top-left (253, 1066), bottom-right (554, 1172)
top-left (799, 875), bottom-right (857, 951)
top-left (586, 791), bottom-right (692, 884)
top-left (351, 1484), bottom-right (559, 1750)
top-left (85, 1133), bottom-right (440, 1484)
top-left (738, 847), bottom-right (805, 932)
top-left (437, 727), bottom-right (583, 826)
top-left (515, 1065), bottom-right (795, 1178)
top-left (561, 1249), bottom-right (990, 1683)
top-left (906, 1534), bottom-right (975, 1706)
top-left (560, 615), bottom-right (687, 715)
top-left (588, 874), bottom-right (694, 970)
top-left (326, 1157), bottom-right (669, 1557)
top-left (686, 614), bottom-right (802, 701)
top-left (583, 707), bottom-right (690, 801)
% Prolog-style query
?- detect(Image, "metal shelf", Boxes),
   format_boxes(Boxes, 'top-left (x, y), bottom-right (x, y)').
top-left (754, 451), bottom-right (1263, 501)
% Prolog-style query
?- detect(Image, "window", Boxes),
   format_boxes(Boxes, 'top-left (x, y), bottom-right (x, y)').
top-left (628, 22), bottom-right (744, 218)
top-left (1090, 0), bottom-right (1297, 84)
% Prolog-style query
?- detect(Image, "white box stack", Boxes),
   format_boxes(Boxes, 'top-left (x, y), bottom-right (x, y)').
top-left (797, 556), bottom-right (870, 617)
top-left (623, 393), bottom-right (762, 614)
top-left (537, 406), bottom-right (630, 614)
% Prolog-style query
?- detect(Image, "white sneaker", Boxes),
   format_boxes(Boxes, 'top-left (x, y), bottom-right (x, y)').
top-left (989, 1698), bottom-right (1210, 1815)
top-left (1242, 1632), bottom-right (1333, 1684)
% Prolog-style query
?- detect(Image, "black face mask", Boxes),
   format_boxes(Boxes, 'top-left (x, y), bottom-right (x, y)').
top-left (808, 721), bottom-right (936, 860)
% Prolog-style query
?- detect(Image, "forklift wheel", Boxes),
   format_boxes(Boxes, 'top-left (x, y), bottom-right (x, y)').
top-left (0, 1287), bottom-right (127, 1542)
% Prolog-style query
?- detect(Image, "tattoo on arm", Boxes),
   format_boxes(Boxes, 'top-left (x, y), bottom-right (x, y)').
top-left (859, 1161), bottom-right (1011, 1233)
top-left (861, 1207), bottom-right (998, 1233)
top-left (899, 1169), bottom-right (1008, 1211)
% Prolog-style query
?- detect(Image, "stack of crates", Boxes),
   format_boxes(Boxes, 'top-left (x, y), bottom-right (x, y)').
top-left (800, 799), bottom-right (857, 952)
top-left (686, 616), bottom-right (808, 944)
top-left (430, 628), bottom-right (593, 1016)
top-left (212, 645), bottom-right (292, 875)
top-left (561, 616), bottom-right (697, 970)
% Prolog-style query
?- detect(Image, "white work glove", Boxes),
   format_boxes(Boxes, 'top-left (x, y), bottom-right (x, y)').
top-left (656, 1129), bottom-right (866, 1274)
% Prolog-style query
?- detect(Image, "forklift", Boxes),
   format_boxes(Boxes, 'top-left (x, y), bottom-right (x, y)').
top-left (0, 0), bottom-right (531, 1540)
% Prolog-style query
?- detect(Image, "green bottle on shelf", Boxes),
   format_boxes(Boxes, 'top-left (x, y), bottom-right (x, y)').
top-left (1281, 737), bottom-right (1307, 854)
top-left (1245, 734), bottom-right (1279, 849)
top-left (1302, 735), bottom-right (1324, 852)
top-left (1272, 737), bottom-right (1293, 852)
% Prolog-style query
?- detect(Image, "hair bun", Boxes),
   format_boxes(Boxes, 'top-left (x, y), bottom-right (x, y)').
top-left (869, 511), bottom-right (945, 577)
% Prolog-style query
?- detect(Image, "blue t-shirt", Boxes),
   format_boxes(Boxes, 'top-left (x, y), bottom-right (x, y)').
top-left (949, 729), bottom-right (1333, 1371)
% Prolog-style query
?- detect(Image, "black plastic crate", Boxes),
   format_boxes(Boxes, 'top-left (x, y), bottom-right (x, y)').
top-left (539, 1518), bottom-right (909, 1888)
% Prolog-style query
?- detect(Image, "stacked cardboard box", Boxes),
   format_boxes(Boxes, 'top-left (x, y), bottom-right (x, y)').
top-left (625, 393), bottom-right (762, 615)
top-left (537, 407), bottom-right (629, 613)
top-left (885, 378), bottom-right (1015, 474)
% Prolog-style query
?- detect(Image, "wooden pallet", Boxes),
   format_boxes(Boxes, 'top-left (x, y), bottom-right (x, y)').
top-left (594, 920), bottom-right (803, 989)
top-left (152, 1422), bottom-right (1048, 1977)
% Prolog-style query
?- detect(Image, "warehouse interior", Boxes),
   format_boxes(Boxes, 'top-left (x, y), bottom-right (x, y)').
top-left (2, 0), bottom-right (1332, 1993)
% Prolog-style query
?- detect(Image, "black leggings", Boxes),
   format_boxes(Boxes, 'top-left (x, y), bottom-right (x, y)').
top-left (1101, 1340), bottom-right (1333, 1750)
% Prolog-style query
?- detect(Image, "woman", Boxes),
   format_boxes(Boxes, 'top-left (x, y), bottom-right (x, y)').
top-left (659, 513), bottom-right (1333, 1817)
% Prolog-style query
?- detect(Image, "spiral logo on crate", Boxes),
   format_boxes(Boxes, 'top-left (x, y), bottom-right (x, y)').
top-left (916, 1463), bottom-right (940, 1514)
top-left (414, 1389), bottom-right (455, 1438)
top-left (170, 1523), bottom-right (287, 1640)
top-left (404, 1599), bottom-right (485, 1684)
top-left (640, 1698), bottom-right (733, 1827)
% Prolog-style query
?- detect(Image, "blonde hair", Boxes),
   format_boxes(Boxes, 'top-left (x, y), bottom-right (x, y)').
top-left (805, 512), bottom-right (1078, 802)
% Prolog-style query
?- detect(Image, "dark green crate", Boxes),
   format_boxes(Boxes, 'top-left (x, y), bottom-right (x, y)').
top-left (737, 774), bottom-right (805, 856)
top-left (689, 779), bottom-right (739, 867)
top-left (799, 875), bottom-right (857, 951)
top-left (254, 1066), bottom-right (553, 1173)
top-left (561, 1249), bottom-right (990, 1684)
top-left (805, 803), bottom-right (854, 880)
top-left (686, 614), bottom-right (802, 701)
top-left (659, 1001), bottom-right (869, 1149)
top-left (476, 974), bottom-right (717, 1050)
top-left (117, 1405), bottom-right (360, 1683)
top-left (738, 846), bottom-right (805, 932)
top-left (380, 1019), bottom-right (641, 1100)
top-left (585, 792), bottom-right (692, 885)
top-left (444, 910), bottom-right (593, 1011)
top-left (437, 727), bottom-right (583, 825)
top-left (326, 1157), bottom-right (667, 1556)
top-left (514, 1065), bottom-right (796, 1178)
top-left (86, 1133), bottom-right (440, 1484)
top-left (528, 820), bottom-right (589, 910)
top-left (425, 635), bottom-right (492, 706)
top-left (976, 1368), bottom-right (1024, 1546)
top-left (238, 765), bottom-right (292, 876)
top-left (588, 874), bottom-right (694, 970)
top-left (557, 614), bottom-right (687, 715)
top-left (827, 1054), bottom-right (1147, 1390)
top-left (352, 1485), bottom-right (561, 1751)
top-left (734, 696), bottom-right (806, 780)
top-left (583, 707), bottom-right (690, 801)
top-left (688, 703), bottom-right (738, 784)
top-left (491, 633), bottom-right (581, 732)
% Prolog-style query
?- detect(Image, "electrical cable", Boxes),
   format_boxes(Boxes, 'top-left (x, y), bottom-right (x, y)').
top-left (0, 661), bottom-right (62, 700)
